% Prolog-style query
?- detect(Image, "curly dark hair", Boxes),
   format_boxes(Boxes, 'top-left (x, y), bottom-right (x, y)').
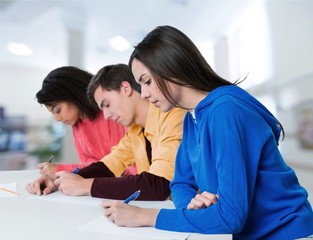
top-left (36, 66), bottom-right (99, 120)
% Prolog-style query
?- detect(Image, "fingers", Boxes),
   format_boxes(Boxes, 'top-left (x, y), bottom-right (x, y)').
top-left (25, 182), bottom-right (40, 195)
top-left (54, 171), bottom-right (67, 186)
top-left (54, 171), bottom-right (87, 196)
top-left (33, 179), bottom-right (43, 195)
top-left (54, 171), bottom-right (76, 186)
top-left (39, 168), bottom-right (46, 175)
top-left (38, 163), bottom-right (57, 179)
top-left (103, 203), bottom-right (112, 218)
top-left (201, 191), bottom-right (218, 205)
top-left (101, 201), bottom-right (153, 227)
top-left (101, 200), bottom-right (114, 208)
top-left (102, 200), bottom-right (119, 222)
top-left (25, 174), bottom-right (57, 196)
top-left (44, 177), bottom-right (57, 195)
top-left (38, 163), bottom-right (48, 175)
top-left (42, 185), bottom-right (56, 195)
top-left (187, 198), bottom-right (207, 210)
top-left (187, 191), bottom-right (218, 210)
top-left (25, 179), bottom-right (42, 195)
top-left (55, 171), bottom-right (68, 179)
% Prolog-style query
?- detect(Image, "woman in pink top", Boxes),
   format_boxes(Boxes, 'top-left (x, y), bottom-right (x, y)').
top-left (36, 66), bottom-right (129, 178)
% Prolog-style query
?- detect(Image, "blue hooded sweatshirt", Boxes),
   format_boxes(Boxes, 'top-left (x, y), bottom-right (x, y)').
top-left (156, 85), bottom-right (313, 239)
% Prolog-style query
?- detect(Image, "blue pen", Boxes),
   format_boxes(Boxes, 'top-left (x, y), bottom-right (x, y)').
top-left (71, 167), bottom-right (80, 174)
top-left (124, 190), bottom-right (141, 204)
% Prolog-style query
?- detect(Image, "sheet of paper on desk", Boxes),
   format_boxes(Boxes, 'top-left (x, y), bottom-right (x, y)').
top-left (29, 191), bottom-right (175, 209)
top-left (79, 215), bottom-right (191, 240)
top-left (28, 191), bottom-right (104, 206)
top-left (0, 182), bottom-right (18, 198)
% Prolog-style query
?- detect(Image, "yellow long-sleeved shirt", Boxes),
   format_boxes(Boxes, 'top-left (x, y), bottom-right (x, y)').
top-left (100, 103), bottom-right (186, 182)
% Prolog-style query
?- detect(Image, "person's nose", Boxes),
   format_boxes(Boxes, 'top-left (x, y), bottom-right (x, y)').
top-left (141, 87), bottom-right (150, 100)
top-left (54, 114), bottom-right (62, 122)
top-left (103, 109), bottom-right (112, 120)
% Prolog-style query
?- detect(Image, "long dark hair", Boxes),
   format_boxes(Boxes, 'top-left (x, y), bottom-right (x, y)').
top-left (129, 25), bottom-right (233, 106)
top-left (36, 66), bottom-right (99, 120)
top-left (129, 25), bottom-right (284, 140)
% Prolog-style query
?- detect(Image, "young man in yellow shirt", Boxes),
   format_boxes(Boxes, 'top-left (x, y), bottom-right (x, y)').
top-left (26, 64), bottom-right (185, 200)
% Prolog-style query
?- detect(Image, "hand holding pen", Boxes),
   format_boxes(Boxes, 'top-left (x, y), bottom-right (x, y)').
top-left (102, 189), bottom-right (160, 227)
top-left (38, 155), bottom-right (57, 179)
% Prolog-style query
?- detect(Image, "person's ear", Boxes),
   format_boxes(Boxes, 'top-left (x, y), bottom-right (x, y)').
top-left (120, 81), bottom-right (132, 96)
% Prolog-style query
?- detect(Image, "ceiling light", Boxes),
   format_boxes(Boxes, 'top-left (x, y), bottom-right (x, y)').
top-left (108, 35), bottom-right (131, 52)
top-left (7, 42), bottom-right (33, 56)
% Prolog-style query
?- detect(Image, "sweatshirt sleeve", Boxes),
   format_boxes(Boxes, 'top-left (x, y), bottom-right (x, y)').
top-left (76, 161), bottom-right (115, 178)
top-left (91, 171), bottom-right (170, 200)
top-left (169, 133), bottom-right (199, 208)
top-left (76, 161), bottom-right (171, 200)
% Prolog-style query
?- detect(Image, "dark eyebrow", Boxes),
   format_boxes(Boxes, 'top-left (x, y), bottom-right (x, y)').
top-left (50, 104), bottom-right (57, 112)
top-left (138, 74), bottom-right (147, 83)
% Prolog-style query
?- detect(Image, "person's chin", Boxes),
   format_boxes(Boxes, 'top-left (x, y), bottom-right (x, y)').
top-left (160, 104), bottom-right (174, 112)
top-left (116, 118), bottom-right (128, 127)
top-left (69, 121), bottom-right (78, 126)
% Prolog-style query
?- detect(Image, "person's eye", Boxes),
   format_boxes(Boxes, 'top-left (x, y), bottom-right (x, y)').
top-left (144, 79), bottom-right (151, 86)
top-left (101, 103), bottom-right (109, 108)
top-left (54, 107), bottom-right (61, 114)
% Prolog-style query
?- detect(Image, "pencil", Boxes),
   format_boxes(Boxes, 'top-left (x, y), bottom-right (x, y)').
top-left (48, 154), bottom-right (54, 163)
top-left (0, 187), bottom-right (19, 196)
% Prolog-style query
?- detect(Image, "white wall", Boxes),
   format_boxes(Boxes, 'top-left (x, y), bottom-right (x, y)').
top-left (0, 63), bottom-right (50, 121)
top-left (265, 0), bottom-right (313, 168)
top-left (0, 63), bottom-right (79, 165)
top-left (214, 0), bottom-right (313, 170)
top-left (264, 3), bottom-right (313, 202)
top-left (213, 0), bottom-right (313, 200)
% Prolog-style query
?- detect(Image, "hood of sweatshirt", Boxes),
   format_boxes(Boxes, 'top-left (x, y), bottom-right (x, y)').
top-left (194, 85), bottom-right (282, 144)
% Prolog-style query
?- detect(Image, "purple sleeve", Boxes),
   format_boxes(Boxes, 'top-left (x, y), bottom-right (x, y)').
top-left (77, 162), bottom-right (115, 178)
top-left (91, 171), bottom-right (170, 200)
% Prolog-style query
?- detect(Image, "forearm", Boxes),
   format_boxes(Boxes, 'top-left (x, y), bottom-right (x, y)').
top-left (137, 208), bottom-right (160, 227)
top-left (91, 171), bottom-right (170, 200)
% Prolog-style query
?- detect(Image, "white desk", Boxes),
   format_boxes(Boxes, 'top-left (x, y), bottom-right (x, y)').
top-left (0, 170), bottom-right (232, 240)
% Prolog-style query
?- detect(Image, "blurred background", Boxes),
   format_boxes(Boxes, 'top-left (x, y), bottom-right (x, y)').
top-left (0, 0), bottom-right (312, 200)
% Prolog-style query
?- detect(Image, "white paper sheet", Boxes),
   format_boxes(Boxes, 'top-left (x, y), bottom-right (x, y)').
top-left (29, 191), bottom-right (176, 209)
top-left (0, 182), bottom-right (18, 198)
top-left (79, 215), bottom-right (191, 240)
top-left (28, 190), bottom-right (103, 206)
top-left (29, 191), bottom-right (174, 208)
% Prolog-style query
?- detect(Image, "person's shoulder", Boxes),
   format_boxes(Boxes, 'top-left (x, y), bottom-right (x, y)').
top-left (153, 105), bottom-right (186, 120)
top-left (126, 123), bottom-right (144, 135)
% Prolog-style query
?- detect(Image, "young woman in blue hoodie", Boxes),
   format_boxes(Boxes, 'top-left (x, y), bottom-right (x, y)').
top-left (102, 25), bottom-right (313, 239)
